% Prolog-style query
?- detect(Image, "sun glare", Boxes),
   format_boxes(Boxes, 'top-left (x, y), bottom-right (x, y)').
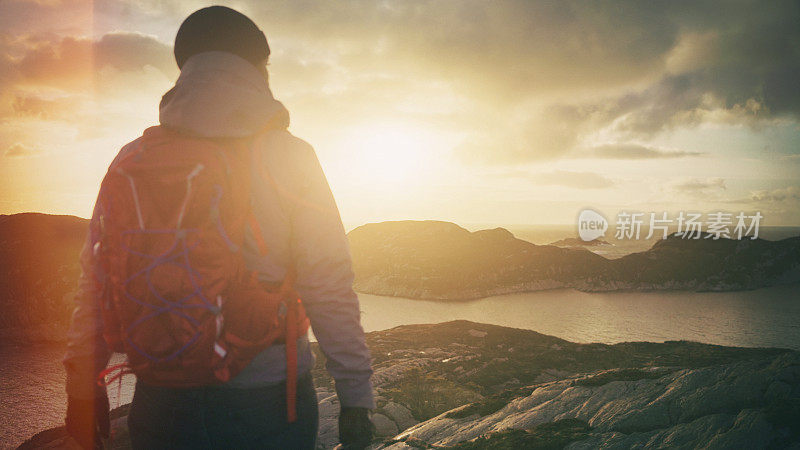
top-left (346, 123), bottom-right (438, 186)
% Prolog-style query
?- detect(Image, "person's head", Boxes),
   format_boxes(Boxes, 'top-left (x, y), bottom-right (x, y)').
top-left (174, 6), bottom-right (270, 75)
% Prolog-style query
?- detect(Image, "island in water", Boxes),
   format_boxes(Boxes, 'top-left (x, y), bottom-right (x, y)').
top-left (349, 220), bottom-right (800, 300)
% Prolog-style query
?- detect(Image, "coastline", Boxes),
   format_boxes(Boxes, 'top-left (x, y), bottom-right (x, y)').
top-left (352, 279), bottom-right (800, 302)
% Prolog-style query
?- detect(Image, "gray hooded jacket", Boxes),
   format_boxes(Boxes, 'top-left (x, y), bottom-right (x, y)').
top-left (64, 51), bottom-right (375, 409)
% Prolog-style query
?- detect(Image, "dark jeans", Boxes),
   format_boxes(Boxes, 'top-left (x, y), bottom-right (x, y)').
top-left (128, 372), bottom-right (318, 449)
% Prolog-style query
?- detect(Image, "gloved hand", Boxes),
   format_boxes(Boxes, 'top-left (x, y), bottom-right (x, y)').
top-left (338, 406), bottom-right (375, 450)
top-left (65, 389), bottom-right (110, 450)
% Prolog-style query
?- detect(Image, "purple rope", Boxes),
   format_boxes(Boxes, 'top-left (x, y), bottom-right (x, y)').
top-left (120, 226), bottom-right (221, 362)
top-left (180, 238), bottom-right (215, 310)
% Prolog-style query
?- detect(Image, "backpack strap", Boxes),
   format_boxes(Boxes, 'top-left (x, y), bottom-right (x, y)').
top-left (247, 214), bottom-right (270, 256)
top-left (248, 132), bottom-right (308, 423)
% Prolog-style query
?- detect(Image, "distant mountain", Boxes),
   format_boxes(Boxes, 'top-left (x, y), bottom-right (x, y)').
top-left (549, 237), bottom-right (611, 247)
top-left (599, 231), bottom-right (800, 292)
top-left (348, 221), bottom-right (800, 299)
top-left (0, 213), bottom-right (87, 336)
top-left (348, 220), bottom-right (608, 299)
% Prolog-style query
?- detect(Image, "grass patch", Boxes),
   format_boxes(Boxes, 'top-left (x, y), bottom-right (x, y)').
top-left (575, 368), bottom-right (669, 387)
top-left (449, 418), bottom-right (591, 449)
top-left (446, 387), bottom-right (531, 419)
top-left (384, 368), bottom-right (483, 421)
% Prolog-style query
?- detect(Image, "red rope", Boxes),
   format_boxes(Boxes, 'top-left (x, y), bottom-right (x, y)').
top-left (248, 213), bottom-right (269, 256)
top-left (97, 362), bottom-right (133, 448)
top-left (97, 362), bottom-right (133, 387)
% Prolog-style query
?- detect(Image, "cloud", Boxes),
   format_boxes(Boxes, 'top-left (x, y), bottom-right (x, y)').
top-left (749, 186), bottom-right (800, 203)
top-left (4, 142), bottom-right (38, 157)
top-left (0, 0), bottom-right (799, 171)
top-left (455, 104), bottom-right (601, 164)
top-left (588, 143), bottom-right (703, 159)
top-left (511, 169), bottom-right (614, 189)
top-left (0, 0), bottom-right (93, 37)
top-left (78, 0), bottom-right (782, 166)
top-left (12, 31), bottom-right (175, 89)
top-left (388, 0), bottom-right (800, 163)
top-left (0, 30), bottom-right (175, 160)
top-left (721, 187), bottom-right (800, 225)
top-left (666, 177), bottom-right (726, 194)
top-left (246, 1), bottom-right (678, 98)
top-left (11, 94), bottom-right (79, 119)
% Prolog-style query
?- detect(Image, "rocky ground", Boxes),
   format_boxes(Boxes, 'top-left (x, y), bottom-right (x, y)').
top-left (20, 321), bottom-right (800, 449)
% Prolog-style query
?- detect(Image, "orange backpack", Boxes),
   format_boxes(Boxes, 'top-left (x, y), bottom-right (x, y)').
top-left (95, 125), bottom-right (309, 420)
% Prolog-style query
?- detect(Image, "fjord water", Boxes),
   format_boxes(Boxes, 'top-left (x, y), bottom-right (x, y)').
top-left (359, 284), bottom-right (800, 349)
top-left (2, 285), bottom-right (799, 447)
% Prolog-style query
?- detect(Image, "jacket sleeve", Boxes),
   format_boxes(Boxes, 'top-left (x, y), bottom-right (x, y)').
top-left (263, 133), bottom-right (375, 409)
top-left (63, 200), bottom-right (112, 399)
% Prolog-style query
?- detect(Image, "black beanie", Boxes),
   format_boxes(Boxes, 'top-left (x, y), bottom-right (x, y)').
top-left (174, 6), bottom-right (270, 70)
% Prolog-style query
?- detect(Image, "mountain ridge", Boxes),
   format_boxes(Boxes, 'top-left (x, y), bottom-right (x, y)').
top-left (349, 220), bottom-right (800, 300)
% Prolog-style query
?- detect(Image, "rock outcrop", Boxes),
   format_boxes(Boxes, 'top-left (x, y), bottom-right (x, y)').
top-left (381, 353), bottom-right (800, 448)
top-left (20, 321), bottom-right (799, 449)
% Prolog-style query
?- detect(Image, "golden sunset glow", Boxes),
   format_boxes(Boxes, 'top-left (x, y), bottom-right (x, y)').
top-left (0, 1), bottom-right (798, 227)
top-left (345, 123), bottom-right (440, 185)
top-left (2, 4), bottom-right (800, 449)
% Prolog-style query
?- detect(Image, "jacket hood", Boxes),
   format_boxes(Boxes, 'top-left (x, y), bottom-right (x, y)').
top-left (159, 51), bottom-right (288, 138)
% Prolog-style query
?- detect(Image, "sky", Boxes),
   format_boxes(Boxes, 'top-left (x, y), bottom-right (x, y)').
top-left (0, 0), bottom-right (799, 228)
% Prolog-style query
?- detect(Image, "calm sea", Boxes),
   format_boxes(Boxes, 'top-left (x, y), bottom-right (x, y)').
top-left (2, 285), bottom-right (799, 448)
